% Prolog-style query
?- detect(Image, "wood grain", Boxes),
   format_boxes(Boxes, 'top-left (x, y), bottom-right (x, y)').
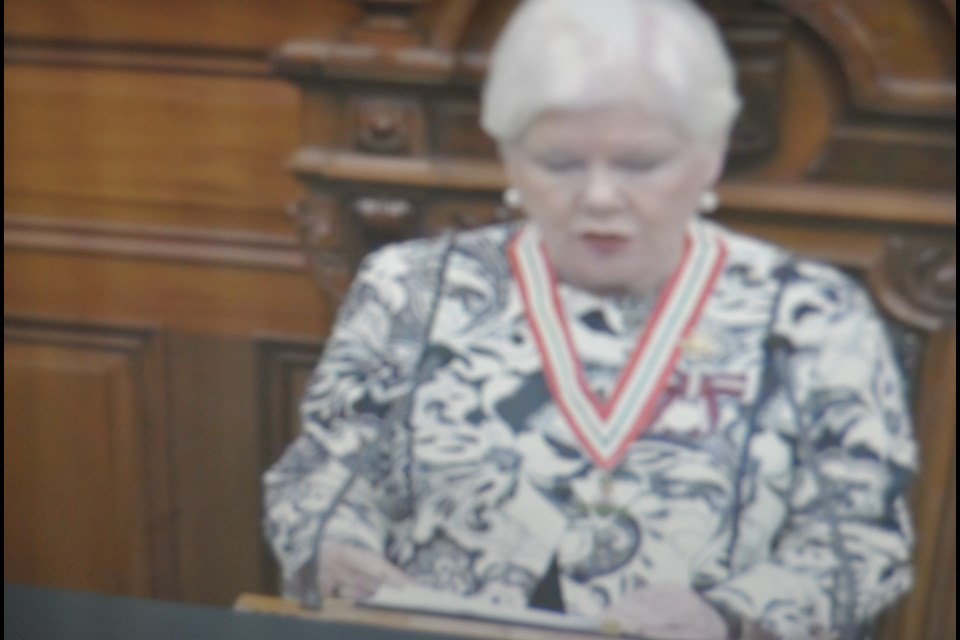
top-left (288, 144), bottom-right (956, 225)
top-left (909, 329), bottom-right (956, 640)
top-left (430, 0), bottom-right (481, 52)
top-left (4, 40), bottom-right (271, 77)
top-left (4, 320), bottom-right (174, 598)
top-left (256, 337), bottom-right (324, 466)
top-left (925, 455), bottom-right (956, 640)
top-left (4, 65), bottom-right (302, 224)
top-left (3, 249), bottom-right (329, 338)
top-left (812, 122), bottom-right (956, 189)
top-left (3, 0), bottom-right (361, 51)
top-left (784, 0), bottom-right (956, 115)
top-left (4, 214), bottom-right (308, 272)
top-left (878, 329), bottom-right (957, 640)
top-left (165, 334), bottom-right (268, 605)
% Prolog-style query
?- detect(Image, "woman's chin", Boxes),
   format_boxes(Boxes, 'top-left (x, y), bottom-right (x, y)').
top-left (549, 241), bottom-right (665, 295)
top-left (562, 270), bottom-right (637, 297)
top-left (560, 256), bottom-right (668, 296)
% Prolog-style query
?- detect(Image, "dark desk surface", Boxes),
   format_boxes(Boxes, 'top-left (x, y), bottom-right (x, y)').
top-left (4, 584), bottom-right (460, 640)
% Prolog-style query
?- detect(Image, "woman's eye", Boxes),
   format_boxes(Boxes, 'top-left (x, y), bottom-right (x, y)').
top-left (537, 157), bottom-right (585, 173)
top-left (615, 157), bottom-right (663, 172)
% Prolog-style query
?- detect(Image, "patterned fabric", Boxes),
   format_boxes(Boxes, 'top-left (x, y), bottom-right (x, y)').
top-left (263, 220), bottom-right (917, 639)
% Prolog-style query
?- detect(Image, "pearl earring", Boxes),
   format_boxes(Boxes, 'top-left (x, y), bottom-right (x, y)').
top-left (503, 187), bottom-right (523, 209)
top-left (699, 190), bottom-right (719, 214)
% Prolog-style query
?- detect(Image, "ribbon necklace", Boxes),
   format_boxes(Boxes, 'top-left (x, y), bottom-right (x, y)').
top-left (509, 222), bottom-right (727, 470)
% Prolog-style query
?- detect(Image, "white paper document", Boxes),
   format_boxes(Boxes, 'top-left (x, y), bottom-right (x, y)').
top-left (361, 584), bottom-right (605, 633)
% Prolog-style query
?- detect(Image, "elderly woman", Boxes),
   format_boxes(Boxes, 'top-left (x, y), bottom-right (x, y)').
top-left (264, 1), bottom-right (918, 638)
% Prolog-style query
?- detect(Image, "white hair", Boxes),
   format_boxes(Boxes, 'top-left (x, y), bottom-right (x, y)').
top-left (481, 0), bottom-right (741, 146)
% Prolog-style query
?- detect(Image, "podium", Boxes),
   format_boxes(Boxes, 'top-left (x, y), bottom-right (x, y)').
top-left (234, 593), bottom-right (621, 640)
top-left (5, 584), bottom-right (621, 640)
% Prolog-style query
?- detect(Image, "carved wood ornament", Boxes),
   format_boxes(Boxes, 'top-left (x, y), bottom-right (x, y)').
top-left (870, 235), bottom-right (957, 332)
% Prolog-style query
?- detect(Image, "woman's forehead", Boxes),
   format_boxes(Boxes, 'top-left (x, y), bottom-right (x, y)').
top-left (519, 105), bottom-right (689, 150)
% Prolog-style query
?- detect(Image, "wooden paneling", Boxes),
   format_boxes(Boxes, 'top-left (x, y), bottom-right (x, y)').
top-left (4, 215), bottom-right (307, 271)
top-left (889, 329), bottom-right (957, 639)
top-left (3, 64), bottom-right (302, 234)
top-left (164, 334), bottom-right (264, 605)
top-left (784, 0), bottom-right (956, 115)
top-left (3, 0), bottom-right (361, 51)
top-left (4, 319), bottom-right (175, 598)
top-left (746, 36), bottom-right (841, 181)
top-left (3, 246), bottom-right (327, 338)
top-left (812, 123), bottom-right (957, 189)
top-left (875, 328), bottom-right (957, 640)
top-left (256, 337), bottom-right (324, 465)
top-left (925, 455), bottom-right (957, 640)
top-left (3, 41), bottom-right (271, 77)
top-left (3, 0), bottom-right (342, 610)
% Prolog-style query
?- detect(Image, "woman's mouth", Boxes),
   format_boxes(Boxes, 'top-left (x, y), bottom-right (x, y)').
top-left (579, 232), bottom-right (632, 256)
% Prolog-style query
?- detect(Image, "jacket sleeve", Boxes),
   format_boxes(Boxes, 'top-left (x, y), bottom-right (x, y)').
top-left (705, 265), bottom-right (919, 640)
top-left (262, 245), bottom-right (428, 597)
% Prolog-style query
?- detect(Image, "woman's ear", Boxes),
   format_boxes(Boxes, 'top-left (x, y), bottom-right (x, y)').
top-left (498, 145), bottom-right (525, 211)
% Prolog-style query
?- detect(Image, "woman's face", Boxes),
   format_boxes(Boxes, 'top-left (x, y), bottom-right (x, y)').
top-left (502, 104), bottom-right (724, 296)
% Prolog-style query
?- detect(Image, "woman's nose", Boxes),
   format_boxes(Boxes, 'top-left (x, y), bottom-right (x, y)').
top-left (581, 166), bottom-right (622, 211)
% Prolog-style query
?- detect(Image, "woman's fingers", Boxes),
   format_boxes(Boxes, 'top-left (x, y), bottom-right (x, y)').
top-left (335, 584), bottom-right (376, 602)
top-left (377, 559), bottom-right (413, 587)
top-left (319, 540), bottom-right (411, 600)
top-left (606, 586), bottom-right (727, 640)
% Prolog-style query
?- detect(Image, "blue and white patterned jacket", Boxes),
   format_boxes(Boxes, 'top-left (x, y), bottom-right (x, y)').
top-left (264, 220), bottom-right (917, 639)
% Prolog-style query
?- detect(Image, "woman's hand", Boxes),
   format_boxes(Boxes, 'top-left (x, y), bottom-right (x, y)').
top-left (319, 540), bottom-right (412, 601)
top-left (605, 585), bottom-right (729, 640)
